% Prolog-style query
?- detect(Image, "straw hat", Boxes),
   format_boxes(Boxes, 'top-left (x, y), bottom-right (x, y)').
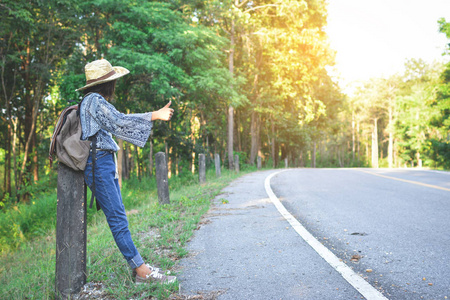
top-left (76, 59), bottom-right (129, 91)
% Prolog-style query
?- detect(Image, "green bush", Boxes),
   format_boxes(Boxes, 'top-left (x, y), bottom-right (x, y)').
top-left (1, 167), bottom-right (246, 299)
top-left (0, 192), bottom-right (57, 255)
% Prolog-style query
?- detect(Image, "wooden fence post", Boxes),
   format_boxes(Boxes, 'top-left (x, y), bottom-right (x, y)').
top-left (199, 154), bottom-right (206, 184)
top-left (215, 153), bottom-right (221, 177)
top-left (155, 152), bottom-right (170, 204)
top-left (257, 156), bottom-right (262, 170)
top-left (234, 155), bottom-right (239, 172)
top-left (55, 163), bottom-right (87, 299)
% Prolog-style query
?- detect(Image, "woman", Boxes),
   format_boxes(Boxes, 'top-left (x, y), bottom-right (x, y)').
top-left (76, 59), bottom-right (176, 284)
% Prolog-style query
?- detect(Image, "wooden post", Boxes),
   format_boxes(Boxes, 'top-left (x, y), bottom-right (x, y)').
top-left (234, 155), bottom-right (239, 172)
top-left (199, 154), bottom-right (206, 184)
top-left (257, 156), bottom-right (262, 170)
top-left (284, 157), bottom-right (288, 168)
top-left (155, 152), bottom-right (170, 204)
top-left (215, 153), bottom-right (221, 177)
top-left (55, 163), bottom-right (87, 299)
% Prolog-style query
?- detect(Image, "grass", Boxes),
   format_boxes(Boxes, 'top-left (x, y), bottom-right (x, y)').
top-left (0, 166), bottom-right (256, 299)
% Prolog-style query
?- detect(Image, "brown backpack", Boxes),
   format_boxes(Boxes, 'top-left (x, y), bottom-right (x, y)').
top-left (49, 95), bottom-right (99, 209)
top-left (49, 104), bottom-right (90, 171)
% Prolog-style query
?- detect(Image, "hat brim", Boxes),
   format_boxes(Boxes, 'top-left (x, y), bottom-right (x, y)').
top-left (75, 66), bottom-right (130, 91)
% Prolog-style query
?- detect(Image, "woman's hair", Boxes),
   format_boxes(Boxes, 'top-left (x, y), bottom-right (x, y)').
top-left (83, 80), bottom-right (117, 100)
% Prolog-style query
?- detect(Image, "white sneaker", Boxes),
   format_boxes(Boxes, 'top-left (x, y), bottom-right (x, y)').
top-left (135, 269), bottom-right (177, 284)
top-left (133, 264), bottom-right (176, 284)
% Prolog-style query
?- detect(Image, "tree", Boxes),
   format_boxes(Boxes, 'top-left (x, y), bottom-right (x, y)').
top-left (1, 0), bottom-right (82, 201)
top-left (57, 0), bottom-right (236, 178)
top-left (397, 60), bottom-right (444, 167)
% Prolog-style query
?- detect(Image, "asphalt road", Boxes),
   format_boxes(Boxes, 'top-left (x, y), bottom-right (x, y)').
top-left (178, 169), bottom-right (450, 299)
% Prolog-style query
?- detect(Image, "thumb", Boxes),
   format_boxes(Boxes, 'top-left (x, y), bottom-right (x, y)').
top-left (164, 101), bottom-right (172, 108)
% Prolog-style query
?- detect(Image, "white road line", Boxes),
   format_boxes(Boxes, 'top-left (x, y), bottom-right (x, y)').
top-left (265, 170), bottom-right (389, 300)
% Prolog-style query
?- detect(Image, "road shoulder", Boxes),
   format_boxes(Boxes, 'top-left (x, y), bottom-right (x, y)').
top-left (176, 170), bottom-right (361, 300)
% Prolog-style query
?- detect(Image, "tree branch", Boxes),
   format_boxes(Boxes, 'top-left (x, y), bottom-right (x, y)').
top-left (244, 4), bottom-right (280, 14)
top-left (235, 0), bottom-right (250, 9)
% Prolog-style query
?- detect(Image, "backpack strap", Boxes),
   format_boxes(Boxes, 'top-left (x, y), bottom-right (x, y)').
top-left (89, 135), bottom-right (97, 209)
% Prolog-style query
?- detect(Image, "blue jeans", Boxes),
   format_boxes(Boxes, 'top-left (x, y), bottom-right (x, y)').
top-left (84, 151), bottom-right (144, 269)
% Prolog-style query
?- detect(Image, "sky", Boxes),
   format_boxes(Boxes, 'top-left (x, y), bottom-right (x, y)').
top-left (326, 0), bottom-right (450, 91)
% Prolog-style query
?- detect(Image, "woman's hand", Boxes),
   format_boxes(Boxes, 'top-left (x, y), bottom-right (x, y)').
top-left (152, 101), bottom-right (174, 121)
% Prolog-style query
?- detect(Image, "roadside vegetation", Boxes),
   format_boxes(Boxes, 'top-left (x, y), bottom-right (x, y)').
top-left (0, 167), bottom-right (255, 299)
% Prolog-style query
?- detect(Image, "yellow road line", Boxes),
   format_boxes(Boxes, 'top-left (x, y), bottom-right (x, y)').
top-left (358, 169), bottom-right (450, 192)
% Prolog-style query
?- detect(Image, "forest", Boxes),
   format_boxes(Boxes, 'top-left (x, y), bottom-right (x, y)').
top-left (2, 0), bottom-right (450, 206)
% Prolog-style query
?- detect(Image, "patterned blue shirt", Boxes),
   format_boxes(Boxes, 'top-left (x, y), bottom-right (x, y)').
top-left (80, 93), bottom-right (153, 151)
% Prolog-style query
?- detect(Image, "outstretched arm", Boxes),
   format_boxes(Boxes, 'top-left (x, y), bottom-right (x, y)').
top-left (151, 101), bottom-right (174, 121)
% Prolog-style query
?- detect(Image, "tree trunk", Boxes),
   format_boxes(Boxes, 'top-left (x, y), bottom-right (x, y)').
top-left (337, 146), bottom-right (341, 167)
top-left (237, 110), bottom-right (242, 152)
top-left (205, 135), bottom-right (210, 169)
top-left (352, 111), bottom-right (355, 162)
top-left (227, 17), bottom-right (235, 170)
top-left (191, 152), bottom-right (195, 174)
top-left (149, 139), bottom-right (153, 177)
top-left (128, 144), bottom-right (133, 178)
top-left (311, 141), bottom-right (316, 168)
top-left (281, 143), bottom-right (287, 165)
top-left (388, 105), bottom-right (394, 168)
top-left (175, 152), bottom-right (179, 176)
top-left (12, 118), bottom-right (18, 198)
top-left (136, 145), bottom-right (142, 180)
top-left (371, 118), bottom-right (379, 168)
top-left (167, 149), bottom-right (171, 179)
top-left (319, 140), bottom-right (324, 165)
top-left (356, 122), bottom-right (360, 166)
top-left (271, 121), bottom-right (276, 168)
top-left (417, 152), bottom-right (422, 168)
top-left (33, 131), bottom-right (38, 182)
top-left (299, 151), bottom-right (303, 167)
top-left (250, 111), bottom-right (259, 165)
top-left (4, 123), bottom-right (11, 195)
top-left (18, 94), bottom-right (40, 202)
top-left (365, 132), bottom-right (370, 166)
top-left (394, 139), bottom-right (398, 168)
top-left (165, 141), bottom-right (169, 174)
top-left (190, 112), bottom-right (196, 174)
top-left (228, 106), bottom-right (234, 169)
top-left (249, 45), bottom-right (262, 165)
top-left (20, 44), bottom-right (35, 201)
